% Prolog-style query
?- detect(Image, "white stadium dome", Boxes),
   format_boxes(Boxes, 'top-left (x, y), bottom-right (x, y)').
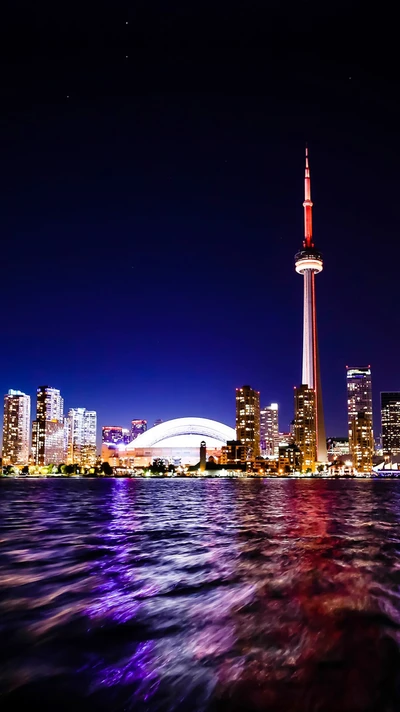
top-left (125, 417), bottom-right (235, 451)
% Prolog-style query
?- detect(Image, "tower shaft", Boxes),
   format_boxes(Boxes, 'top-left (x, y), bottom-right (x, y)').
top-left (301, 270), bottom-right (315, 387)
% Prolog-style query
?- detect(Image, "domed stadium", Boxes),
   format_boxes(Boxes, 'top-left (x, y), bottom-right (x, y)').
top-left (120, 417), bottom-right (235, 466)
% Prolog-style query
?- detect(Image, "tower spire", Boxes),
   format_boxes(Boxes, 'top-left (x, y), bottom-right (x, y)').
top-left (303, 145), bottom-right (314, 249)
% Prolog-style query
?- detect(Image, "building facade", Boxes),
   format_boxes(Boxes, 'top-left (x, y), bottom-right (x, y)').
top-left (131, 419), bottom-right (147, 440)
top-left (67, 408), bottom-right (97, 466)
top-left (347, 366), bottom-right (373, 465)
top-left (327, 437), bottom-right (350, 458)
top-left (260, 403), bottom-right (279, 456)
top-left (2, 389), bottom-right (31, 465)
top-left (294, 384), bottom-right (317, 472)
top-left (278, 443), bottom-right (302, 474)
top-left (381, 392), bottom-right (400, 457)
top-left (235, 385), bottom-right (260, 460)
top-left (294, 148), bottom-right (326, 462)
top-left (347, 366), bottom-right (373, 426)
top-left (351, 411), bottom-right (374, 472)
top-left (102, 426), bottom-right (123, 444)
top-left (32, 386), bottom-right (65, 465)
top-left (220, 440), bottom-right (247, 465)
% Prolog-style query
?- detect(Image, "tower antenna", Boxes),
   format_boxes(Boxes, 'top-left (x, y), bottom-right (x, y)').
top-left (303, 145), bottom-right (314, 249)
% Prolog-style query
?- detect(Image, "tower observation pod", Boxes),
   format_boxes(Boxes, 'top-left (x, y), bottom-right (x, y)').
top-left (295, 148), bottom-right (327, 462)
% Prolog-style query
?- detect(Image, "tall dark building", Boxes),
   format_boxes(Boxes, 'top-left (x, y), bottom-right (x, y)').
top-left (32, 386), bottom-right (64, 465)
top-left (131, 419), bottom-right (147, 440)
top-left (235, 385), bottom-right (260, 460)
top-left (381, 392), bottom-right (400, 456)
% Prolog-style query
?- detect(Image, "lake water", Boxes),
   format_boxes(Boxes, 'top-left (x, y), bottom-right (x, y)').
top-left (1, 478), bottom-right (400, 711)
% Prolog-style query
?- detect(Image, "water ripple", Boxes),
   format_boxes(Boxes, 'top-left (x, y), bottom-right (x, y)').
top-left (1, 478), bottom-right (400, 710)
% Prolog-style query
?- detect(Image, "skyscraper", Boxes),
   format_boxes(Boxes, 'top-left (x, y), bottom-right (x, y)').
top-left (67, 408), bottom-right (97, 466)
top-left (235, 385), bottom-right (260, 460)
top-left (32, 386), bottom-right (65, 465)
top-left (347, 366), bottom-right (373, 425)
top-left (351, 412), bottom-right (374, 473)
top-left (381, 392), bottom-right (400, 457)
top-left (347, 366), bottom-right (373, 465)
top-left (2, 389), bottom-right (31, 465)
top-left (294, 385), bottom-right (316, 472)
top-left (131, 419), bottom-right (147, 440)
top-left (295, 148), bottom-right (326, 462)
top-left (260, 403), bottom-right (279, 456)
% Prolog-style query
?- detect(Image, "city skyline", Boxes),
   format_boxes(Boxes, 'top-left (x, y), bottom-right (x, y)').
top-left (1, 139), bottom-right (396, 450)
top-left (1, 121), bottom-right (399, 441)
top-left (1, 138), bottom-right (395, 451)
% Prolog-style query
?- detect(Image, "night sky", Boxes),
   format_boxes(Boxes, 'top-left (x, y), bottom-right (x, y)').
top-left (0, 2), bottom-right (398, 443)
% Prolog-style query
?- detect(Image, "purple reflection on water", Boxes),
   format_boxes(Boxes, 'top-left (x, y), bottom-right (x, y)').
top-left (2, 478), bottom-right (400, 711)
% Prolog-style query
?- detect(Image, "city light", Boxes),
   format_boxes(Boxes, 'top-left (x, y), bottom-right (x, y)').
top-left (0, 151), bottom-right (394, 479)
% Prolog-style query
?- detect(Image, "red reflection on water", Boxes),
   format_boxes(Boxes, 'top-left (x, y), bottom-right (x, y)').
top-left (213, 481), bottom-right (400, 712)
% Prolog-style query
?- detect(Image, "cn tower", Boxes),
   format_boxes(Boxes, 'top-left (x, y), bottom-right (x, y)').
top-left (295, 148), bottom-right (327, 462)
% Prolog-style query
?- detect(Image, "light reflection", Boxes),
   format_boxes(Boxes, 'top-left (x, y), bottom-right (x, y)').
top-left (1, 479), bottom-right (400, 710)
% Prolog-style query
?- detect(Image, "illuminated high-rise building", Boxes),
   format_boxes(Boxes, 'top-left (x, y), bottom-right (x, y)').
top-left (347, 366), bottom-right (373, 425)
top-left (235, 385), bottom-right (260, 460)
top-left (381, 392), bottom-right (400, 457)
top-left (2, 390), bottom-right (31, 465)
top-left (260, 403), bottom-right (279, 456)
top-left (131, 419), bottom-right (147, 440)
top-left (294, 384), bottom-right (316, 472)
top-left (122, 428), bottom-right (131, 444)
top-left (351, 411), bottom-right (373, 472)
top-left (102, 426), bottom-right (123, 444)
top-left (347, 366), bottom-right (373, 463)
top-left (32, 386), bottom-right (65, 465)
top-left (295, 148), bottom-right (326, 462)
top-left (67, 408), bottom-right (97, 466)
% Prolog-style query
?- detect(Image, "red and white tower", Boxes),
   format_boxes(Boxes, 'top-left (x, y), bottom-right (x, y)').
top-left (295, 148), bottom-right (327, 462)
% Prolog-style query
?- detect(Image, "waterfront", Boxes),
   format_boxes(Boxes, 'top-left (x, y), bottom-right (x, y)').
top-left (1, 479), bottom-right (400, 711)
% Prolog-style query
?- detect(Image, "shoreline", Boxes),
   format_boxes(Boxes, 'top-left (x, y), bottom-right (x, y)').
top-left (1, 473), bottom-right (397, 480)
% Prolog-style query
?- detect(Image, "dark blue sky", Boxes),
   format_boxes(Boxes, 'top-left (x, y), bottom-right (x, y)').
top-left (0, 2), bottom-right (399, 442)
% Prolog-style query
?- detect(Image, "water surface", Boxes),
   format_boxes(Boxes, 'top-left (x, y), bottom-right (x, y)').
top-left (1, 478), bottom-right (400, 711)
